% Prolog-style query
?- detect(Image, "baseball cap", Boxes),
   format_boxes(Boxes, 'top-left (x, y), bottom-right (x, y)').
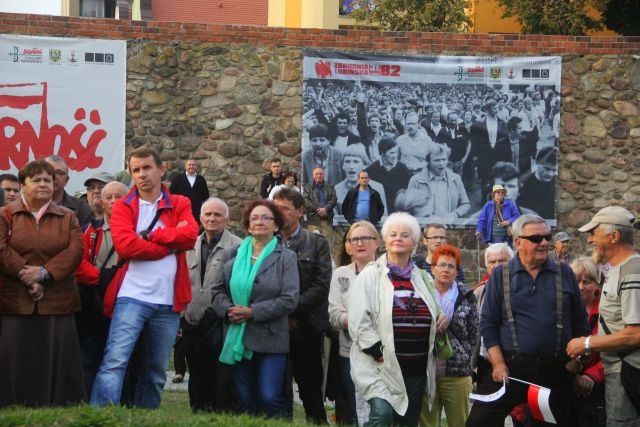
top-left (84, 171), bottom-right (115, 187)
top-left (578, 206), bottom-right (636, 233)
top-left (554, 232), bottom-right (570, 241)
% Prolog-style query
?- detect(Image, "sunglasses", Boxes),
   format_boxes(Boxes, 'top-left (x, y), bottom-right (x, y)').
top-left (518, 234), bottom-right (552, 244)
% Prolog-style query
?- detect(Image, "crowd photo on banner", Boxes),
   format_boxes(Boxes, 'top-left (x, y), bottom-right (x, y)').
top-left (301, 50), bottom-right (561, 228)
top-left (2, 35), bottom-right (640, 427)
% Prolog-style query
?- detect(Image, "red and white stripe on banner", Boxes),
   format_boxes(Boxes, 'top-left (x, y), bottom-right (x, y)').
top-left (527, 384), bottom-right (556, 424)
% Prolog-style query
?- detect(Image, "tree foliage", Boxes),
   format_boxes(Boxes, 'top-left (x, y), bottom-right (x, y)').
top-left (348, 0), bottom-right (472, 33)
top-left (497, 0), bottom-right (602, 35)
top-left (599, 0), bottom-right (640, 35)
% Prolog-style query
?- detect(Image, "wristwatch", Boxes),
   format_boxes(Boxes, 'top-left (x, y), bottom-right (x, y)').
top-left (584, 336), bottom-right (592, 356)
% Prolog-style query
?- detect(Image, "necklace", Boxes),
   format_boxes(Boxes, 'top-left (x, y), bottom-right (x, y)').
top-left (251, 255), bottom-right (258, 260)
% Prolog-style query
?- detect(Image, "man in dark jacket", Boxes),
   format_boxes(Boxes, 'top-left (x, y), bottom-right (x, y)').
top-left (303, 167), bottom-right (337, 247)
top-left (273, 188), bottom-right (332, 424)
top-left (259, 157), bottom-right (284, 199)
top-left (341, 170), bottom-right (385, 225)
top-left (169, 159), bottom-right (210, 222)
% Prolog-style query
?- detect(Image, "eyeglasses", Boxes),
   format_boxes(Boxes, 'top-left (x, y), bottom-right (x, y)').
top-left (54, 170), bottom-right (67, 176)
top-left (518, 234), bottom-right (552, 244)
top-left (347, 236), bottom-right (376, 245)
top-left (426, 236), bottom-right (446, 241)
top-left (435, 262), bottom-right (457, 270)
top-left (249, 215), bottom-right (275, 223)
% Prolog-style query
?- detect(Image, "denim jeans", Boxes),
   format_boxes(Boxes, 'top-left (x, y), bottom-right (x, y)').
top-left (366, 374), bottom-right (426, 427)
top-left (605, 372), bottom-right (639, 427)
top-left (90, 297), bottom-right (180, 409)
top-left (233, 352), bottom-right (287, 419)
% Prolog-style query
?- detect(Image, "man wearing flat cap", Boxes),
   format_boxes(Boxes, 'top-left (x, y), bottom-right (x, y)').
top-left (549, 231), bottom-right (575, 264)
top-left (567, 206), bottom-right (640, 426)
top-left (84, 171), bottom-right (116, 229)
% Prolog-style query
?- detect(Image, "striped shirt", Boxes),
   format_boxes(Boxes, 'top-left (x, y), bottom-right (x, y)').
top-left (390, 274), bottom-right (432, 376)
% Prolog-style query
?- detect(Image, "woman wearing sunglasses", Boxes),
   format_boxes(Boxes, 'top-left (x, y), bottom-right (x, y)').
top-left (348, 212), bottom-right (447, 426)
top-left (420, 244), bottom-right (478, 427)
top-left (328, 220), bottom-right (379, 425)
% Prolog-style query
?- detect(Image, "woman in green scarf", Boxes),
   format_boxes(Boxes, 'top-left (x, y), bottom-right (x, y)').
top-left (211, 199), bottom-right (299, 419)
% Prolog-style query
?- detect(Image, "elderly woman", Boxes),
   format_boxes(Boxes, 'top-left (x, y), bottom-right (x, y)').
top-left (569, 257), bottom-right (605, 427)
top-left (420, 244), bottom-right (479, 427)
top-left (211, 199), bottom-right (299, 418)
top-left (475, 184), bottom-right (521, 244)
top-left (0, 160), bottom-right (84, 407)
top-left (349, 212), bottom-right (446, 426)
top-left (329, 220), bottom-right (379, 424)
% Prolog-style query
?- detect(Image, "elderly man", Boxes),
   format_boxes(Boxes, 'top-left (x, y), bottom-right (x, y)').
top-left (549, 231), bottom-right (575, 264)
top-left (184, 198), bottom-right (241, 412)
top-left (467, 214), bottom-right (589, 426)
top-left (75, 181), bottom-right (129, 396)
top-left (45, 155), bottom-right (92, 228)
top-left (567, 206), bottom-right (640, 426)
top-left (303, 167), bottom-right (337, 244)
top-left (84, 171), bottom-right (116, 227)
top-left (90, 147), bottom-right (198, 409)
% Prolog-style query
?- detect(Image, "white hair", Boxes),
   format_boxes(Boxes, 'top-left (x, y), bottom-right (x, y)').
top-left (484, 243), bottom-right (514, 264)
top-left (201, 197), bottom-right (229, 218)
top-left (381, 212), bottom-right (421, 245)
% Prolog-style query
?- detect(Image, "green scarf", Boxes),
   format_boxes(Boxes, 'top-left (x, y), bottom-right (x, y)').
top-left (219, 236), bottom-right (277, 365)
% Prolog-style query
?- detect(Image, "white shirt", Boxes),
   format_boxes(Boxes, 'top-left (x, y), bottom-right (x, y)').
top-left (186, 172), bottom-right (196, 187)
top-left (118, 196), bottom-right (178, 305)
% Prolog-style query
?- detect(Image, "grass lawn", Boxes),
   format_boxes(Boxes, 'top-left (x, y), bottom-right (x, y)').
top-left (0, 390), bottom-right (313, 426)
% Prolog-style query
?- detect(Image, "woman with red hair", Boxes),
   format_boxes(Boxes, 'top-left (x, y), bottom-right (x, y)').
top-left (420, 244), bottom-right (478, 427)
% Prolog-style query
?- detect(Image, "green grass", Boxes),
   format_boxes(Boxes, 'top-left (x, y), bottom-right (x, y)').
top-left (0, 391), bottom-right (313, 427)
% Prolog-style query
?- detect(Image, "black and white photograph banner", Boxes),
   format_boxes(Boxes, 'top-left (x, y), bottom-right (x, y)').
top-left (302, 49), bottom-right (561, 228)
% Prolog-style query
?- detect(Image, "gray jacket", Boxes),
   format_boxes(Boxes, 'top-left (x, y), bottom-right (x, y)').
top-left (185, 229), bottom-right (242, 325)
top-left (211, 243), bottom-right (300, 354)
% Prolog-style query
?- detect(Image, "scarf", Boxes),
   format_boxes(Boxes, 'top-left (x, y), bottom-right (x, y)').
top-left (387, 258), bottom-right (414, 280)
top-left (435, 281), bottom-right (459, 322)
top-left (219, 236), bottom-right (277, 365)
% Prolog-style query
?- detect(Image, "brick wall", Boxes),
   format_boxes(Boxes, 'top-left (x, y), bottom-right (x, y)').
top-left (1, 12), bottom-right (639, 54)
top-left (151, 0), bottom-right (268, 25)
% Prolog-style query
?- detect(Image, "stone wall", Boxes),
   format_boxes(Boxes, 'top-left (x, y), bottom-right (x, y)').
top-left (2, 13), bottom-right (640, 278)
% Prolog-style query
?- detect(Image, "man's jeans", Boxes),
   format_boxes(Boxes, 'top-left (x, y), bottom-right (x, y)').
top-left (605, 372), bottom-right (640, 427)
top-left (90, 297), bottom-right (179, 408)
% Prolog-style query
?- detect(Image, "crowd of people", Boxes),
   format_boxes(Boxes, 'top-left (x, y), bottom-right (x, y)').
top-left (301, 79), bottom-right (561, 226)
top-left (0, 144), bottom-right (638, 427)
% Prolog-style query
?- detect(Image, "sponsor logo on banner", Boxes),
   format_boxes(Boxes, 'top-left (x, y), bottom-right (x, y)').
top-left (315, 60), bottom-right (332, 78)
top-left (507, 67), bottom-right (516, 79)
top-left (454, 66), bottom-right (484, 82)
top-left (49, 49), bottom-right (62, 64)
top-left (489, 67), bottom-right (502, 79)
top-left (67, 50), bottom-right (80, 63)
top-left (85, 52), bottom-right (115, 64)
top-left (8, 46), bottom-right (44, 63)
top-left (522, 68), bottom-right (550, 80)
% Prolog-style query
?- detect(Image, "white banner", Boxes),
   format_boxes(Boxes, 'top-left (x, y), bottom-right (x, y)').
top-left (0, 34), bottom-right (126, 195)
top-left (303, 50), bottom-right (561, 227)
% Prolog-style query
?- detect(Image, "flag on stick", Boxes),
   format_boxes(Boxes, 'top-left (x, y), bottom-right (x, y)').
top-left (527, 383), bottom-right (556, 424)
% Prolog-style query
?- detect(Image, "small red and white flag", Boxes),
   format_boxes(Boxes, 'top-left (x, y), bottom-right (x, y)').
top-left (527, 384), bottom-right (556, 424)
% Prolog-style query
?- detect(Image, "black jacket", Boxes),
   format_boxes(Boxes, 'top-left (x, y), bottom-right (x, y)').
top-left (259, 173), bottom-right (283, 199)
top-left (283, 228), bottom-right (332, 338)
top-left (342, 185), bottom-right (385, 225)
top-left (169, 173), bottom-right (210, 221)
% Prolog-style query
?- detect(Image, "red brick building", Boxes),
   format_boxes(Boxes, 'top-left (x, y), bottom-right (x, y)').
top-left (145, 0), bottom-right (267, 24)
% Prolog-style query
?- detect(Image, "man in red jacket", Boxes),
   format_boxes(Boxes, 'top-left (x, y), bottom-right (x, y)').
top-left (90, 147), bottom-right (199, 409)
